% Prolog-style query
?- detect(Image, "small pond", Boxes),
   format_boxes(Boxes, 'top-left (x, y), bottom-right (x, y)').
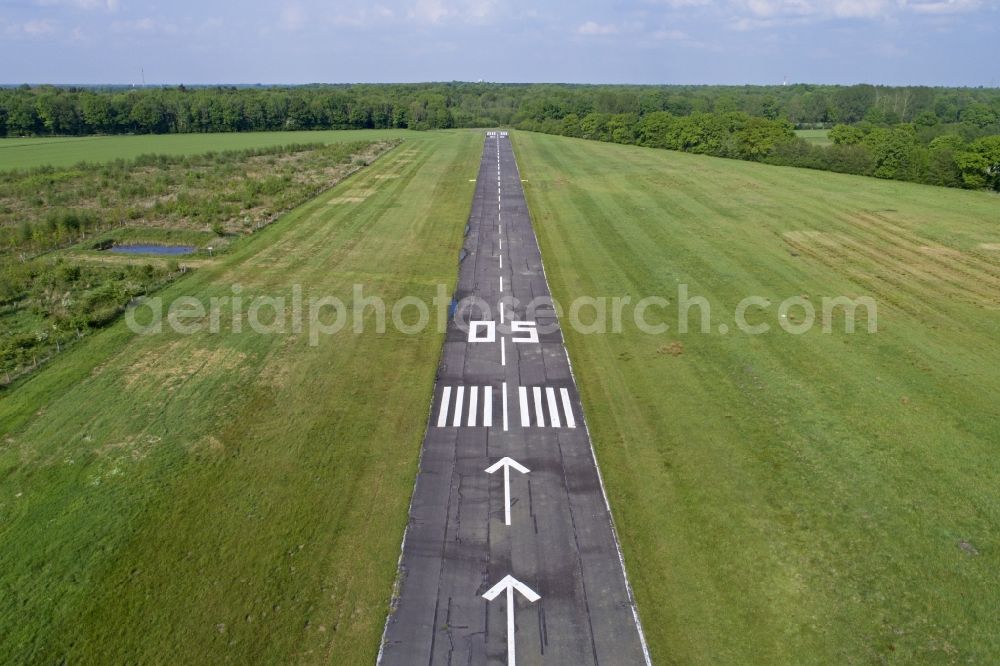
top-left (109, 244), bottom-right (196, 256)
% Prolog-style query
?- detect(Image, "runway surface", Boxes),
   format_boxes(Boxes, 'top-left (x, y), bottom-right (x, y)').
top-left (379, 132), bottom-right (650, 665)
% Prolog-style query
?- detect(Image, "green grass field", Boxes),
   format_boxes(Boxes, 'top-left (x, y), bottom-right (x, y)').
top-left (0, 129), bottom-right (477, 662)
top-left (4, 126), bottom-right (1000, 663)
top-left (514, 131), bottom-right (1000, 662)
top-left (0, 129), bottom-right (420, 170)
top-left (795, 128), bottom-right (833, 146)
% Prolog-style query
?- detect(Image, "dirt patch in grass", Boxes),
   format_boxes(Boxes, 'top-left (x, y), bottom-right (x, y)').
top-left (188, 434), bottom-right (225, 454)
top-left (328, 189), bottom-right (376, 204)
top-left (123, 341), bottom-right (247, 391)
top-left (658, 341), bottom-right (684, 357)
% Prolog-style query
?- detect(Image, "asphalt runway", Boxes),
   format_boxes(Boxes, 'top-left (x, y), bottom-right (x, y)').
top-left (379, 132), bottom-right (650, 665)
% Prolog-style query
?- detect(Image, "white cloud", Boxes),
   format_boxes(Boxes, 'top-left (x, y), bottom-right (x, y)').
top-left (721, 0), bottom-right (989, 27)
top-left (652, 28), bottom-right (688, 39)
top-left (735, 0), bottom-right (892, 18)
top-left (903, 0), bottom-right (983, 13)
top-left (23, 19), bottom-right (56, 35)
top-left (577, 20), bottom-right (619, 35)
top-left (406, 0), bottom-right (498, 25)
top-left (280, 3), bottom-right (307, 31)
top-left (465, 0), bottom-right (498, 22)
top-left (409, 0), bottom-right (449, 23)
top-left (33, 0), bottom-right (119, 11)
top-left (109, 17), bottom-right (177, 35)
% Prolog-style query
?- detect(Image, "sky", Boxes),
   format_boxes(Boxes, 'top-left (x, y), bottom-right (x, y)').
top-left (0, 0), bottom-right (998, 86)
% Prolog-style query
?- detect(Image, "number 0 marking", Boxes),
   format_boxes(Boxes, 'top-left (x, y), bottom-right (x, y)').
top-left (469, 320), bottom-right (496, 343)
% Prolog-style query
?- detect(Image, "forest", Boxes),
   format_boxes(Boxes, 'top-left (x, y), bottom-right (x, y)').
top-left (2, 82), bottom-right (999, 190)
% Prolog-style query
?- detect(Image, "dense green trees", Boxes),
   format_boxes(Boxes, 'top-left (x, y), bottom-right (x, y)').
top-left (2, 82), bottom-right (999, 191)
top-left (956, 136), bottom-right (1000, 190)
top-left (3, 83), bottom-right (999, 138)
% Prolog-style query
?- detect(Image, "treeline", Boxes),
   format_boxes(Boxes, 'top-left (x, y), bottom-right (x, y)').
top-left (520, 111), bottom-right (799, 161)
top-left (517, 111), bottom-right (1000, 191)
top-left (2, 83), bottom-right (1000, 136)
top-left (773, 126), bottom-right (1000, 190)
top-left (2, 83), bottom-right (999, 190)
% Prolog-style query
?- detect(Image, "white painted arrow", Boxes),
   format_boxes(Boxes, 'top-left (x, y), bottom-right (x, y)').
top-left (482, 575), bottom-right (540, 666)
top-left (485, 457), bottom-right (529, 526)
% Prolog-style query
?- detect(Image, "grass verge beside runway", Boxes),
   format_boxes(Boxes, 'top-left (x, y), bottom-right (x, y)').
top-left (0, 129), bottom-right (420, 170)
top-left (514, 131), bottom-right (1000, 663)
top-left (0, 130), bottom-right (478, 662)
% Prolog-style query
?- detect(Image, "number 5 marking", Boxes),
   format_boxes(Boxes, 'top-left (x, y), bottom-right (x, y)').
top-left (510, 321), bottom-right (538, 344)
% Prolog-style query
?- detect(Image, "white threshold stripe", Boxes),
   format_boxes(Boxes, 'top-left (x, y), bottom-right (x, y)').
top-left (452, 386), bottom-right (464, 427)
top-left (546, 387), bottom-right (561, 428)
top-left (484, 386), bottom-right (493, 428)
top-left (533, 387), bottom-right (546, 428)
top-left (438, 386), bottom-right (452, 427)
top-left (435, 386), bottom-right (580, 429)
top-left (468, 386), bottom-right (478, 427)
top-left (560, 388), bottom-right (576, 428)
top-left (518, 387), bottom-right (530, 427)
top-left (502, 381), bottom-right (509, 431)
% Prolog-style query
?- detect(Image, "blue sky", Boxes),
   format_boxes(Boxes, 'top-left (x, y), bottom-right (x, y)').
top-left (1, 0), bottom-right (997, 85)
